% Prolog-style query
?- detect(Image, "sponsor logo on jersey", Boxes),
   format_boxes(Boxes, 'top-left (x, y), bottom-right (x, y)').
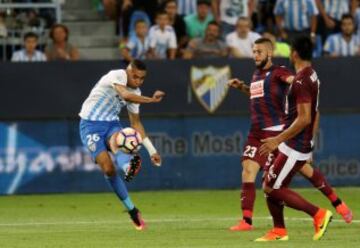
top-left (250, 80), bottom-right (264, 99)
top-left (190, 65), bottom-right (231, 113)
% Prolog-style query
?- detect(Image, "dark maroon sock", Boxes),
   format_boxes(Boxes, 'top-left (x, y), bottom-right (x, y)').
top-left (266, 195), bottom-right (285, 228)
top-left (269, 188), bottom-right (319, 217)
top-left (241, 182), bottom-right (256, 224)
top-left (308, 169), bottom-right (341, 206)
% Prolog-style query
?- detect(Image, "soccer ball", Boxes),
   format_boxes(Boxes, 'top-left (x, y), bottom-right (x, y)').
top-left (116, 127), bottom-right (142, 154)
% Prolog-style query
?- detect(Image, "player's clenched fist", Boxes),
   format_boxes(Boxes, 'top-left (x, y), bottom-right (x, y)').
top-left (151, 153), bottom-right (162, 167)
top-left (152, 90), bottom-right (166, 102)
top-left (228, 78), bottom-right (245, 89)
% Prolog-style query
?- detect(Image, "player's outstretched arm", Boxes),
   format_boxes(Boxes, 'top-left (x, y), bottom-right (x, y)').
top-left (128, 112), bottom-right (162, 166)
top-left (227, 78), bottom-right (250, 96)
top-left (115, 85), bottom-right (165, 104)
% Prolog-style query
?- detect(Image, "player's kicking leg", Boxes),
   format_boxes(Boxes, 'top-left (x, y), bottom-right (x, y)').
top-left (96, 151), bottom-right (146, 230)
top-left (300, 163), bottom-right (353, 223)
top-left (229, 159), bottom-right (260, 231)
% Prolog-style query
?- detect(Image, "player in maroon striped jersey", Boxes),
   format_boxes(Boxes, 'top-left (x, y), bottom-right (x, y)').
top-left (228, 37), bottom-right (352, 232)
top-left (256, 36), bottom-right (334, 241)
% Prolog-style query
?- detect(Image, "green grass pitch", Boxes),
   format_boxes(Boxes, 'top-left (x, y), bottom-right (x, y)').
top-left (0, 188), bottom-right (359, 248)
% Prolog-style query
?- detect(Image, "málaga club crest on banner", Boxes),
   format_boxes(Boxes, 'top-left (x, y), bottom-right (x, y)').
top-left (191, 65), bottom-right (231, 113)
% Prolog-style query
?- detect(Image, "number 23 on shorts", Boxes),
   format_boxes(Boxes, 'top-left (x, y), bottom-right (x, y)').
top-left (243, 145), bottom-right (274, 165)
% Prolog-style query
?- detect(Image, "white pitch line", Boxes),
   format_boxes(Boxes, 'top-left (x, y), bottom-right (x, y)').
top-left (0, 216), bottom-right (358, 227)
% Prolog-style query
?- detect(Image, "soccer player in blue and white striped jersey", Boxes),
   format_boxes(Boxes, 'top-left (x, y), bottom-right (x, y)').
top-left (274, 0), bottom-right (319, 42)
top-left (324, 14), bottom-right (360, 56)
top-left (79, 60), bottom-right (165, 230)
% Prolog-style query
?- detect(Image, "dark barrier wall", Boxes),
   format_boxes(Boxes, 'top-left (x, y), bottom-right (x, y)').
top-left (1, 59), bottom-right (360, 194)
top-left (0, 114), bottom-right (359, 194)
top-left (0, 57), bottom-right (360, 119)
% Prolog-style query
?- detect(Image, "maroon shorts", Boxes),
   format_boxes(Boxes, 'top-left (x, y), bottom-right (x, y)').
top-left (264, 151), bottom-right (307, 189)
top-left (241, 130), bottom-right (281, 171)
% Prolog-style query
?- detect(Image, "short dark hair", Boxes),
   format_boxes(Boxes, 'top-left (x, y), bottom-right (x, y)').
top-left (197, 0), bottom-right (211, 6)
top-left (254, 37), bottom-right (273, 50)
top-left (254, 37), bottom-right (272, 45)
top-left (237, 16), bottom-right (250, 23)
top-left (131, 59), bottom-right (147, 71)
top-left (207, 21), bottom-right (219, 28)
top-left (291, 36), bottom-right (313, 61)
top-left (341, 13), bottom-right (354, 22)
top-left (135, 19), bottom-right (146, 26)
top-left (24, 32), bottom-right (38, 41)
top-left (156, 10), bottom-right (168, 17)
top-left (164, 0), bottom-right (177, 7)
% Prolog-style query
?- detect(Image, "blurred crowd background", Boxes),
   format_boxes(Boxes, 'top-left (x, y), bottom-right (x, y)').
top-left (0, 0), bottom-right (360, 62)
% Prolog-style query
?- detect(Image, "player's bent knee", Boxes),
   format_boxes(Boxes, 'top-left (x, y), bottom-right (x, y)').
top-left (299, 162), bottom-right (314, 178)
top-left (102, 164), bottom-right (116, 177)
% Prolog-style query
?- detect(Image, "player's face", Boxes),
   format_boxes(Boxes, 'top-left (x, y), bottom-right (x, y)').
top-left (135, 22), bottom-right (148, 37)
top-left (289, 48), bottom-right (298, 64)
top-left (253, 44), bottom-right (269, 69)
top-left (24, 37), bottom-right (37, 53)
top-left (341, 18), bottom-right (354, 36)
top-left (128, 68), bottom-right (146, 88)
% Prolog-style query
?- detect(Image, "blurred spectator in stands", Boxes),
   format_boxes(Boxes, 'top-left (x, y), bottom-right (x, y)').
top-left (118, 0), bottom-right (159, 38)
top-left (148, 11), bottom-right (177, 59)
top-left (102, 0), bottom-right (119, 19)
top-left (212, 0), bottom-right (255, 38)
top-left (127, 9), bottom-right (151, 38)
top-left (163, 0), bottom-right (188, 51)
top-left (183, 21), bottom-right (227, 58)
top-left (262, 32), bottom-right (290, 57)
top-left (0, 12), bottom-right (7, 38)
top-left (257, 0), bottom-right (276, 33)
top-left (17, 9), bottom-right (47, 35)
top-left (45, 24), bottom-right (80, 61)
top-left (27, 9), bottom-right (46, 30)
top-left (274, 0), bottom-right (319, 43)
top-left (184, 0), bottom-right (214, 39)
top-left (121, 19), bottom-right (150, 62)
top-left (356, 1), bottom-right (360, 40)
top-left (177, 0), bottom-right (197, 16)
top-left (226, 17), bottom-right (261, 58)
top-left (11, 32), bottom-right (46, 62)
top-left (316, 0), bottom-right (357, 42)
top-left (323, 14), bottom-right (360, 57)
